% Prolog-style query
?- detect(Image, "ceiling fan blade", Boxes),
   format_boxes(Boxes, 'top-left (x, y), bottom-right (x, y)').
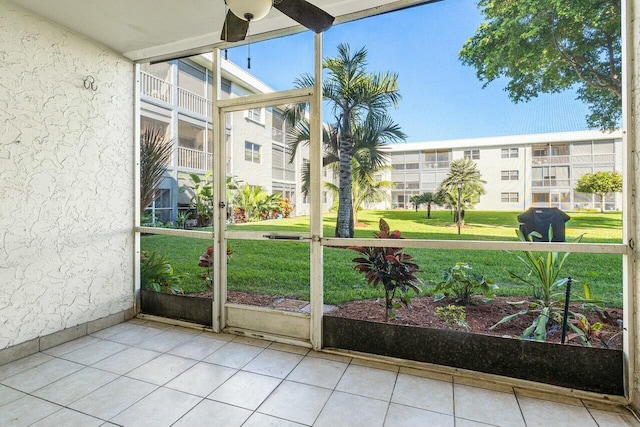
top-left (273, 0), bottom-right (335, 33)
top-left (221, 10), bottom-right (249, 42)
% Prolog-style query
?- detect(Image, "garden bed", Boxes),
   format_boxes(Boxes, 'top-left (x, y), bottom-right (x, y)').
top-left (330, 296), bottom-right (623, 349)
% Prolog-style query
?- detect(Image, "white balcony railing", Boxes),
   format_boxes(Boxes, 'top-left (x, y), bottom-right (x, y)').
top-left (178, 88), bottom-right (212, 118)
top-left (140, 72), bottom-right (173, 104)
top-left (531, 155), bottom-right (570, 165)
top-left (423, 161), bottom-right (450, 169)
top-left (178, 147), bottom-right (212, 171)
top-left (531, 179), bottom-right (572, 188)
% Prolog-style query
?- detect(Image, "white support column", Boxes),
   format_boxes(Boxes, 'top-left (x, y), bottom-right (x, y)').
top-left (623, 0), bottom-right (639, 408)
top-left (134, 63), bottom-right (142, 312)
top-left (212, 49), bottom-right (224, 333)
top-left (310, 33), bottom-right (324, 350)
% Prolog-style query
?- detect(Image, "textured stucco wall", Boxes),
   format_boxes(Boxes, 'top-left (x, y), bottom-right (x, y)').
top-left (0, 1), bottom-right (134, 349)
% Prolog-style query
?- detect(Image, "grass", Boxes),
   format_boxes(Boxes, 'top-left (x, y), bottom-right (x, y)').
top-left (141, 209), bottom-right (624, 307)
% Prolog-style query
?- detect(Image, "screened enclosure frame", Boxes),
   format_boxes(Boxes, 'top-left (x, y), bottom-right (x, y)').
top-left (133, 0), bottom-right (637, 401)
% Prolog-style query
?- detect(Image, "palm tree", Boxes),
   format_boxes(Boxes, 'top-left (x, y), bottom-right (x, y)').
top-left (140, 126), bottom-right (173, 217)
top-left (418, 192), bottom-right (440, 219)
top-left (286, 44), bottom-right (402, 237)
top-left (438, 158), bottom-right (486, 224)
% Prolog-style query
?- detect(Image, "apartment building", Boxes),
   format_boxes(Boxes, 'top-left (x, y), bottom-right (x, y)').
top-left (385, 130), bottom-right (623, 211)
top-left (139, 55), bottom-right (328, 223)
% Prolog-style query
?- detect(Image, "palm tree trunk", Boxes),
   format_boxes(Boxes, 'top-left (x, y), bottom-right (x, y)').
top-left (336, 138), bottom-right (353, 238)
top-left (600, 194), bottom-right (605, 213)
top-left (426, 203), bottom-right (431, 219)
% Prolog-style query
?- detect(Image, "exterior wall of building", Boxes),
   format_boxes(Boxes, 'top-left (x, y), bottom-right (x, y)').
top-left (0, 1), bottom-right (134, 349)
top-left (139, 57), bottom-right (333, 222)
top-left (385, 131), bottom-right (623, 212)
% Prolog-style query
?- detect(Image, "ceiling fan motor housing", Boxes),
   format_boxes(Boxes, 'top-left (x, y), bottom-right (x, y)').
top-left (226, 0), bottom-right (272, 21)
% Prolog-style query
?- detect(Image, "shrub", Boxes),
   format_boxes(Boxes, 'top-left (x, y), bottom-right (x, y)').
top-left (350, 219), bottom-right (422, 321)
top-left (140, 251), bottom-right (182, 294)
top-left (436, 304), bottom-right (470, 331)
top-left (433, 263), bottom-right (497, 305)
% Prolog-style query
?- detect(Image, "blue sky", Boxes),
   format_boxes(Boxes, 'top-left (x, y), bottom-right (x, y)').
top-left (226, 0), bottom-right (591, 143)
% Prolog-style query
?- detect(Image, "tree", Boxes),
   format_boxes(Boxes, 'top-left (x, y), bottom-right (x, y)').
top-left (460, 0), bottom-right (621, 130)
top-left (409, 194), bottom-right (421, 212)
top-left (140, 126), bottom-right (173, 217)
top-left (287, 44), bottom-right (402, 237)
top-left (417, 192), bottom-right (441, 219)
top-left (438, 158), bottom-right (486, 224)
top-left (575, 171), bottom-right (622, 212)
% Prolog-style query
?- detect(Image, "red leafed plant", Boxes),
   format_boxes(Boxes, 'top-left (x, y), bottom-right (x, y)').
top-left (198, 245), bottom-right (233, 288)
top-left (350, 219), bottom-right (422, 321)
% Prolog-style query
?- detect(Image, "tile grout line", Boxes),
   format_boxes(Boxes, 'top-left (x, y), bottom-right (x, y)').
top-left (513, 387), bottom-right (530, 427)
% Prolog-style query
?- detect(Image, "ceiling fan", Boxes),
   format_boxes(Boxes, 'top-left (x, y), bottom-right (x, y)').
top-left (221, 0), bottom-right (335, 42)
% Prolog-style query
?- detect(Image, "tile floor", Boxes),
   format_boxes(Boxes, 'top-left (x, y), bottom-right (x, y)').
top-left (1, 319), bottom-right (639, 427)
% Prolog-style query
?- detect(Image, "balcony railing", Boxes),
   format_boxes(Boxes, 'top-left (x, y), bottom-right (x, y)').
top-left (531, 179), bottom-right (572, 188)
top-left (178, 88), bottom-right (212, 118)
top-left (140, 72), bottom-right (173, 104)
top-left (531, 155), bottom-right (570, 165)
top-left (423, 161), bottom-right (450, 169)
top-left (178, 146), bottom-right (212, 171)
top-left (572, 153), bottom-right (615, 164)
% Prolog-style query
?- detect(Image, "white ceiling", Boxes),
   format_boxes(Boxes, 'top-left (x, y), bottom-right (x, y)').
top-left (7, 0), bottom-right (417, 62)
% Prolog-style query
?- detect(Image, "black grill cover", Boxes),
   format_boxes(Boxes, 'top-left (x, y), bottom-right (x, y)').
top-left (517, 207), bottom-right (570, 242)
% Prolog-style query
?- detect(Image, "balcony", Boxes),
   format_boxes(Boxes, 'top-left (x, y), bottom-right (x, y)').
top-left (423, 161), bottom-right (450, 169)
top-left (178, 88), bottom-right (213, 118)
top-left (178, 146), bottom-right (212, 171)
top-left (531, 155), bottom-right (570, 165)
top-left (140, 72), bottom-right (173, 104)
top-left (531, 179), bottom-right (572, 188)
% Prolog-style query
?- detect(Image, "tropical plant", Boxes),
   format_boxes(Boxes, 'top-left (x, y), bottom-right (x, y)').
top-left (460, 0), bottom-right (621, 130)
top-left (234, 184), bottom-right (268, 221)
top-left (575, 171), bottom-right (622, 213)
top-left (140, 126), bottom-right (173, 216)
top-left (279, 198), bottom-right (294, 218)
top-left (198, 244), bottom-right (233, 288)
top-left (175, 211), bottom-right (190, 229)
top-left (258, 193), bottom-right (283, 219)
top-left (436, 304), bottom-right (470, 332)
top-left (417, 191), bottom-right (442, 219)
top-left (437, 158), bottom-right (486, 224)
top-left (433, 263), bottom-right (497, 305)
top-left (286, 44), bottom-right (403, 237)
top-left (491, 228), bottom-right (587, 342)
top-left (140, 251), bottom-right (182, 294)
top-left (409, 194), bottom-right (421, 212)
top-left (180, 171), bottom-right (213, 227)
top-left (350, 219), bottom-right (422, 321)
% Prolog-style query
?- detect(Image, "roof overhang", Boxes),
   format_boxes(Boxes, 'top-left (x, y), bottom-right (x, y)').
top-left (7, 0), bottom-right (438, 62)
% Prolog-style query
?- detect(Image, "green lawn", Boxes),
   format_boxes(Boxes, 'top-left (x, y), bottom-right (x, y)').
top-left (141, 209), bottom-right (624, 307)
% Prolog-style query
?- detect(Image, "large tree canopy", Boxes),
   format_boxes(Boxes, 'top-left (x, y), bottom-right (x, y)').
top-left (460, 0), bottom-right (621, 130)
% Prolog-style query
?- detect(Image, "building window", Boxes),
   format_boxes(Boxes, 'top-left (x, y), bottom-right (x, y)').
top-left (322, 191), bottom-right (328, 204)
top-left (405, 163), bottom-right (420, 170)
top-left (501, 192), bottom-right (519, 203)
top-left (247, 107), bottom-right (262, 123)
top-left (406, 182), bottom-right (420, 189)
top-left (395, 182), bottom-right (405, 190)
top-left (501, 147), bottom-right (519, 158)
top-left (501, 170), bottom-right (519, 180)
top-left (392, 164), bottom-right (405, 170)
top-left (245, 142), bottom-right (261, 163)
top-left (464, 149), bottom-right (480, 160)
